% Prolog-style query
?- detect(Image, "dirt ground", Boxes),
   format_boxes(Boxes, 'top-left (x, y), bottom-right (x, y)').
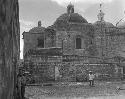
top-left (25, 81), bottom-right (125, 99)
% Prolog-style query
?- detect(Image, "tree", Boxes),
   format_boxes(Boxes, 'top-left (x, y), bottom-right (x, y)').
top-left (0, 0), bottom-right (20, 99)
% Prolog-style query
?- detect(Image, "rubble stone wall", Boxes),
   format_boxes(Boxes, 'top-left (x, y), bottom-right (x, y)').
top-left (59, 62), bottom-right (122, 82)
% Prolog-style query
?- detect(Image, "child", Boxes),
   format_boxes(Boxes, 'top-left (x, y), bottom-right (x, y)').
top-left (89, 71), bottom-right (95, 86)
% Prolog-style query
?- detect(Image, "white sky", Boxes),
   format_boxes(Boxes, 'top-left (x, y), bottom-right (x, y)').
top-left (19, 0), bottom-right (125, 59)
top-left (51, 0), bottom-right (113, 5)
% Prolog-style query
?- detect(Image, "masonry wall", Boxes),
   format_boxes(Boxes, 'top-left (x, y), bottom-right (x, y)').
top-left (58, 62), bottom-right (123, 82)
top-left (56, 23), bottom-right (96, 57)
top-left (23, 33), bottom-right (44, 57)
top-left (25, 54), bottom-right (123, 83)
top-left (94, 25), bottom-right (125, 63)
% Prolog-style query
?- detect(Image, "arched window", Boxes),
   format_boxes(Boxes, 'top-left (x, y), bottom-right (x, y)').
top-left (76, 37), bottom-right (81, 49)
top-left (37, 38), bottom-right (44, 48)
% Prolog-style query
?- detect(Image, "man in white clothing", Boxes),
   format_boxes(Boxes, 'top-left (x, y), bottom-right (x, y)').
top-left (89, 71), bottom-right (95, 86)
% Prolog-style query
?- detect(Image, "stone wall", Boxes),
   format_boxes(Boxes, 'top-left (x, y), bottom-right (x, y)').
top-left (0, 0), bottom-right (20, 99)
top-left (33, 63), bottom-right (55, 83)
top-left (23, 32), bottom-right (44, 57)
top-left (45, 30), bottom-right (56, 48)
top-left (94, 26), bottom-right (125, 62)
top-left (56, 23), bottom-right (95, 57)
top-left (26, 54), bottom-right (123, 83)
top-left (25, 54), bottom-right (62, 83)
top-left (59, 62), bottom-right (123, 82)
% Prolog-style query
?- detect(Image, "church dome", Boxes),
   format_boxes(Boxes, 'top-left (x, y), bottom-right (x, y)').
top-left (54, 3), bottom-right (88, 26)
top-left (93, 21), bottom-right (114, 28)
top-left (105, 22), bottom-right (114, 27)
top-left (29, 21), bottom-right (45, 33)
top-left (93, 4), bottom-right (114, 28)
top-left (117, 21), bottom-right (125, 28)
top-left (54, 13), bottom-right (88, 24)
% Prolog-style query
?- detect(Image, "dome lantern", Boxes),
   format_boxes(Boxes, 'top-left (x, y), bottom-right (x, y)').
top-left (67, 2), bottom-right (74, 14)
top-left (97, 3), bottom-right (105, 21)
top-left (53, 3), bottom-right (88, 27)
top-left (29, 21), bottom-right (45, 33)
top-left (38, 21), bottom-right (41, 27)
top-left (93, 3), bottom-right (114, 28)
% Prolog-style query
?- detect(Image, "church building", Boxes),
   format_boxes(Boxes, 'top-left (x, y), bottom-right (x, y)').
top-left (23, 3), bottom-right (125, 82)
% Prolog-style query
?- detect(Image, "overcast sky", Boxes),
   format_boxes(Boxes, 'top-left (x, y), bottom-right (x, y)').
top-left (19, 0), bottom-right (125, 59)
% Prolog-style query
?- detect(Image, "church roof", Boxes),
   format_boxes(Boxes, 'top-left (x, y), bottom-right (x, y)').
top-left (54, 3), bottom-right (88, 27)
top-left (104, 22), bottom-right (115, 27)
top-left (117, 21), bottom-right (125, 28)
top-left (93, 3), bottom-right (114, 28)
top-left (54, 13), bottom-right (88, 25)
top-left (29, 26), bottom-right (45, 33)
top-left (93, 21), bottom-right (115, 28)
top-left (29, 21), bottom-right (45, 33)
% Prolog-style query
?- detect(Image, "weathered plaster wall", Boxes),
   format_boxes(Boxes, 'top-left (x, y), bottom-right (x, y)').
top-left (23, 32), bottom-right (44, 57)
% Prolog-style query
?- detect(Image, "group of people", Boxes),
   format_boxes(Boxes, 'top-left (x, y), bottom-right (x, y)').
top-left (16, 69), bottom-right (26, 99)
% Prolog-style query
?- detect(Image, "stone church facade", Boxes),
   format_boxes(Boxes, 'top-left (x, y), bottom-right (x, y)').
top-left (23, 3), bottom-right (125, 82)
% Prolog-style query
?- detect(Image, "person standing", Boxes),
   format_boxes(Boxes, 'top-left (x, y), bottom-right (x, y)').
top-left (21, 73), bottom-right (26, 99)
top-left (16, 69), bottom-right (26, 99)
top-left (16, 73), bottom-right (22, 99)
top-left (89, 71), bottom-right (95, 86)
